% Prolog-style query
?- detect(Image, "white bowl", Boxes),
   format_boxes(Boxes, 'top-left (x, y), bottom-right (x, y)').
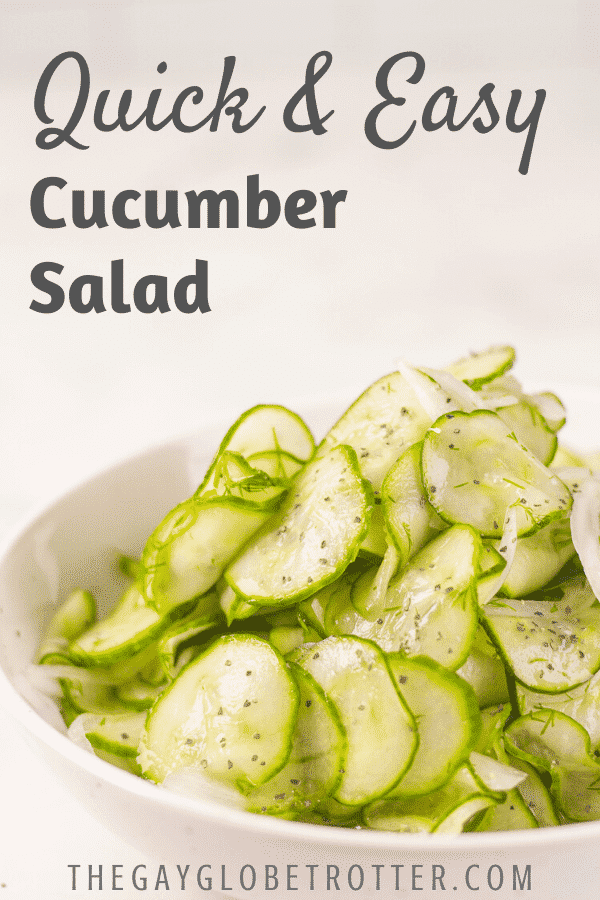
top-left (1, 393), bottom-right (599, 900)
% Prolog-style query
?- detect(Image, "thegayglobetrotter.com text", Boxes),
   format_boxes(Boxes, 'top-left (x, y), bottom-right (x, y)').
top-left (67, 862), bottom-right (533, 893)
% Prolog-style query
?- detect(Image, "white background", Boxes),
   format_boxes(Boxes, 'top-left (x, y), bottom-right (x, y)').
top-left (0, 1), bottom-right (599, 897)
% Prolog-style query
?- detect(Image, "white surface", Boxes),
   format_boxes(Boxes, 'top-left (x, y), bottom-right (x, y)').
top-left (1, 1), bottom-right (599, 897)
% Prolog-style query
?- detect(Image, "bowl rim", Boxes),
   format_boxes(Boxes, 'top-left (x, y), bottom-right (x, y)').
top-left (1, 397), bottom-right (600, 853)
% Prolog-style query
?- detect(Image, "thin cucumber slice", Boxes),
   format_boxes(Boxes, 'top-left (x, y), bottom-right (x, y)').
top-left (61, 678), bottom-right (124, 716)
top-left (298, 587), bottom-right (333, 639)
top-left (312, 560), bottom-right (371, 638)
top-left (497, 518), bottom-right (574, 599)
top-left (446, 346), bottom-right (516, 390)
top-left (245, 449), bottom-right (305, 480)
top-left (139, 634), bottom-right (299, 787)
top-left (86, 744), bottom-right (141, 774)
top-left (218, 583), bottom-right (257, 625)
top-left (382, 443), bottom-right (445, 567)
top-left (157, 597), bottom-right (223, 680)
top-left (37, 589), bottom-right (96, 664)
top-left (496, 401), bottom-right (557, 466)
top-left (505, 710), bottom-right (600, 822)
top-left (351, 545), bottom-right (399, 618)
top-left (357, 501), bottom-right (387, 558)
top-left (197, 405), bottom-right (315, 497)
top-left (475, 704), bottom-right (512, 753)
top-left (295, 636), bottom-right (417, 806)
top-left (293, 795), bottom-right (363, 827)
top-left (315, 371), bottom-right (431, 495)
top-left (386, 655), bottom-right (481, 797)
top-left (79, 710), bottom-right (147, 758)
top-left (225, 445), bottom-right (373, 608)
top-left (268, 626), bottom-right (304, 656)
top-left (363, 764), bottom-right (501, 834)
top-left (516, 670), bottom-right (600, 749)
top-left (482, 577), bottom-right (600, 692)
top-left (506, 754), bottom-right (560, 827)
top-left (457, 628), bottom-right (510, 708)
top-left (474, 788), bottom-right (538, 831)
top-left (243, 663), bottom-right (346, 816)
top-left (421, 410), bottom-right (572, 538)
top-left (115, 675), bottom-right (166, 711)
top-left (529, 392), bottom-right (566, 433)
top-left (138, 653), bottom-right (168, 687)
top-left (118, 555), bottom-right (141, 581)
top-left (552, 445), bottom-right (586, 468)
top-left (68, 585), bottom-right (167, 668)
top-left (381, 525), bottom-right (480, 669)
top-left (476, 543), bottom-right (505, 604)
top-left (142, 497), bottom-right (276, 614)
top-left (199, 451), bottom-right (289, 505)
top-left (326, 540), bottom-right (478, 671)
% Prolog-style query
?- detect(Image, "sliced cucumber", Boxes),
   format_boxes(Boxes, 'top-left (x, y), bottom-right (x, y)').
top-left (268, 625), bottom-right (304, 656)
top-left (446, 346), bottom-right (516, 390)
top-left (497, 518), bottom-right (574, 598)
top-left (386, 655), bottom-right (481, 797)
top-left (529, 392), bottom-right (566, 433)
top-left (382, 443), bottom-right (445, 567)
top-left (37, 589), bottom-right (96, 664)
top-left (316, 371), bottom-right (431, 495)
top-left (516, 670), bottom-right (600, 749)
top-left (245, 448), bottom-right (306, 480)
top-left (157, 596), bottom-right (223, 679)
top-left (142, 497), bottom-right (276, 615)
top-left (496, 401), bottom-right (557, 466)
top-left (482, 577), bottom-right (600, 692)
top-left (115, 675), bottom-right (166, 711)
top-left (140, 634), bottom-right (299, 787)
top-left (421, 410), bottom-right (572, 538)
top-left (506, 754), bottom-right (560, 827)
top-left (364, 764), bottom-right (501, 834)
top-left (68, 585), bottom-right (167, 668)
top-left (199, 451), bottom-right (289, 505)
top-left (456, 628), bottom-right (510, 708)
top-left (225, 445), bottom-right (373, 608)
top-left (357, 500), bottom-right (388, 558)
top-left (243, 663), bottom-right (346, 816)
top-left (295, 636), bottom-right (417, 806)
top-left (505, 710), bottom-right (600, 822)
top-left (351, 545), bottom-right (399, 618)
top-left (197, 405), bottom-right (315, 497)
top-left (381, 525), bottom-right (480, 669)
top-left (476, 542), bottom-right (505, 604)
top-left (474, 788), bottom-right (538, 831)
top-left (80, 710), bottom-right (147, 758)
top-left (475, 704), bottom-right (512, 753)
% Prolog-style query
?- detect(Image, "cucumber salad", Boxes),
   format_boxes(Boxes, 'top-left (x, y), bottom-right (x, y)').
top-left (31, 346), bottom-right (600, 834)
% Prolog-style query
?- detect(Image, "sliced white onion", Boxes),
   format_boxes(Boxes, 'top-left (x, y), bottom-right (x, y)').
top-left (364, 544), bottom-right (399, 616)
top-left (470, 751), bottom-right (527, 792)
top-left (396, 360), bottom-right (463, 421)
top-left (13, 672), bottom-right (68, 733)
top-left (24, 662), bottom-right (116, 694)
top-left (163, 766), bottom-right (247, 809)
top-left (570, 476), bottom-right (600, 601)
top-left (67, 713), bottom-right (96, 753)
top-left (420, 366), bottom-right (483, 412)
